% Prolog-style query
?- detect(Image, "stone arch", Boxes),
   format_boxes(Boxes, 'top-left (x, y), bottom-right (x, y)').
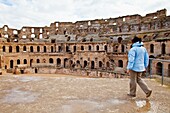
top-left (17, 59), bottom-right (20, 64)
top-left (44, 46), bottom-right (46, 52)
top-left (150, 44), bottom-right (154, 53)
top-left (5, 65), bottom-right (7, 69)
top-left (73, 46), bottom-right (76, 52)
top-left (118, 37), bottom-right (122, 43)
top-left (66, 46), bottom-right (70, 52)
top-left (13, 30), bottom-right (18, 35)
top-left (58, 46), bottom-right (62, 52)
top-left (118, 60), bottom-right (123, 67)
top-left (30, 46), bottom-right (33, 52)
top-left (43, 59), bottom-right (46, 63)
top-left (161, 43), bottom-right (166, 54)
top-left (4, 34), bottom-right (9, 39)
top-left (51, 46), bottom-right (54, 52)
top-left (4, 26), bottom-right (8, 31)
top-left (30, 59), bottom-right (33, 67)
top-left (31, 34), bottom-right (35, 38)
top-left (106, 62), bottom-right (110, 68)
top-left (10, 60), bottom-right (13, 68)
top-left (99, 61), bottom-right (103, 68)
top-left (81, 46), bottom-right (84, 51)
top-left (88, 21), bottom-right (91, 26)
top-left (40, 28), bottom-right (43, 33)
top-left (22, 35), bottom-right (27, 39)
top-left (37, 59), bottom-right (40, 63)
top-left (121, 45), bottom-right (125, 52)
top-left (31, 28), bottom-right (35, 33)
top-left (113, 45), bottom-right (118, 52)
top-left (91, 61), bottom-right (95, 69)
top-left (69, 60), bottom-right (73, 67)
top-left (39, 34), bottom-right (43, 39)
top-left (156, 62), bottom-right (162, 75)
top-left (49, 58), bottom-right (53, 63)
top-left (16, 46), bottom-right (20, 52)
top-left (24, 59), bottom-right (27, 64)
top-left (64, 28), bottom-right (67, 35)
top-left (35, 68), bottom-right (38, 73)
top-left (76, 60), bottom-right (80, 64)
top-left (37, 46), bottom-right (40, 52)
top-left (57, 58), bottom-right (61, 66)
top-left (104, 45), bottom-right (107, 52)
top-left (96, 45), bottom-right (99, 51)
top-left (64, 58), bottom-right (68, 68)
top-left (22, 28), bottom-right (26, 31)
top-left (84, 60), bottom-right (88, 68)
top-left (23, 46), bottom-right (26, 51)
top-left (3, 46), bottom-right (5, 52)
top-left (66, 32), bottom-right (70, 37)
top-left (9, 46), bottom-right (12, 53)
top-left (88, 45), bottom-right (91, 51)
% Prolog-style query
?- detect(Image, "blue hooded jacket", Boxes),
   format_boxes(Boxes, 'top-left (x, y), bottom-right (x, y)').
top-left (127, 42), bottom-right (149, 72)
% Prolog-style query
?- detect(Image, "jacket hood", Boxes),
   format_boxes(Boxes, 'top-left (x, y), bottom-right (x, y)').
top-left (132, 42), bottom-right (143, 47)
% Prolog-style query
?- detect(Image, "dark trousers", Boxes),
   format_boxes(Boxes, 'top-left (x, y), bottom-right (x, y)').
top-left (129, 70), bottom-right (151, 95)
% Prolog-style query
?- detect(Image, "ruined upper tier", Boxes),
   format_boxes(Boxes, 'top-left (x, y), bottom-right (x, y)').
top-left (0, 9), bottom-right (169, 42)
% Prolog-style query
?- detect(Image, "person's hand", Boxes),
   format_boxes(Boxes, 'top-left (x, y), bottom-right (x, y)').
top-left (126, 69), bottom-right (130, 74)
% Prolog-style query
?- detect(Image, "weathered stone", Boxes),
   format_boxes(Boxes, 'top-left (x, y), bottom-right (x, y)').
top-left (0, 9), bottom-right (169, 76)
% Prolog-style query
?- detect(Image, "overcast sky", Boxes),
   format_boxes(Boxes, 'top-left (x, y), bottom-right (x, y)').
top-left (0, 0), bottom-right (170, 29)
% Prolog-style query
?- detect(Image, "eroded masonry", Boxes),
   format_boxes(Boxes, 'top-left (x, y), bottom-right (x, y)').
top-left (0, 9), bottom-right (170, 77)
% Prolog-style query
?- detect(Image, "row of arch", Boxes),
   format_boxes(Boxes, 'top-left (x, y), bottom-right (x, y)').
top-left (150, 43), bottom-right (166, 54)
top-left (156, 62), bottom-right (170, 76)
top-left (2, 44), bottom-right (126, 53)
top-left (57, 44), bottom-right (125, 53)
top-left (8, 58), bottom-right (170, 76)
top-left (3, 45), bottom-right (53, 53)
top-left (9, 58), bottom-right (124, 69)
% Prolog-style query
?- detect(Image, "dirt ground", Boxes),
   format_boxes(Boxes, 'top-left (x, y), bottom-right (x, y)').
top-left (0, 74), bottom-right (170, 113)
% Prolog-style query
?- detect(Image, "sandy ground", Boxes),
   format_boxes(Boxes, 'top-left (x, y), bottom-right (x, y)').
top-left (0, 74), bottom-right (170, 113)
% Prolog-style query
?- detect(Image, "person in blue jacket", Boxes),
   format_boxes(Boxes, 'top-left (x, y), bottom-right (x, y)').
top-left (127, 36), bottom-right (152, 98)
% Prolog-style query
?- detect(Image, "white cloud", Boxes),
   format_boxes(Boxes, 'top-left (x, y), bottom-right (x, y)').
top-left (0, 0), bottom-right (170, 29)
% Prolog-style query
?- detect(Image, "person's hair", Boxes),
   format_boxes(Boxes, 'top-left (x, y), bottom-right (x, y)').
top-left (132, 36), bottom-right (141, 43)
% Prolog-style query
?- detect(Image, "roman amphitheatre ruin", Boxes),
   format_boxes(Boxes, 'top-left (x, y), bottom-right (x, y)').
top-left (0, 8), bottom-right (169, 77)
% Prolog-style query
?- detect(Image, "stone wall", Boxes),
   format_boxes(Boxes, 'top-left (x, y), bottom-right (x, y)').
top-left (0, 9), bottom-right (170, 76)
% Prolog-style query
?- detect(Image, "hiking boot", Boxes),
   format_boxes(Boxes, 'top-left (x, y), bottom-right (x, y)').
top-left (127, 93), bottom-right (136, 97)
top-left (146, 90), bottom-right (152, 98)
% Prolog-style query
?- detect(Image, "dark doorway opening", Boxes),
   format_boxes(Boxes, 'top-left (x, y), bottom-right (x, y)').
top-left (35, 68), bottom-right (38, 73)
top-left (20, 70), bottom-right (24, 74)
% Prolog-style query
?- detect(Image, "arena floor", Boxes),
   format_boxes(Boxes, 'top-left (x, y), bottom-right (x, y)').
top-left (0, 74), bottom-right (170, 113)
